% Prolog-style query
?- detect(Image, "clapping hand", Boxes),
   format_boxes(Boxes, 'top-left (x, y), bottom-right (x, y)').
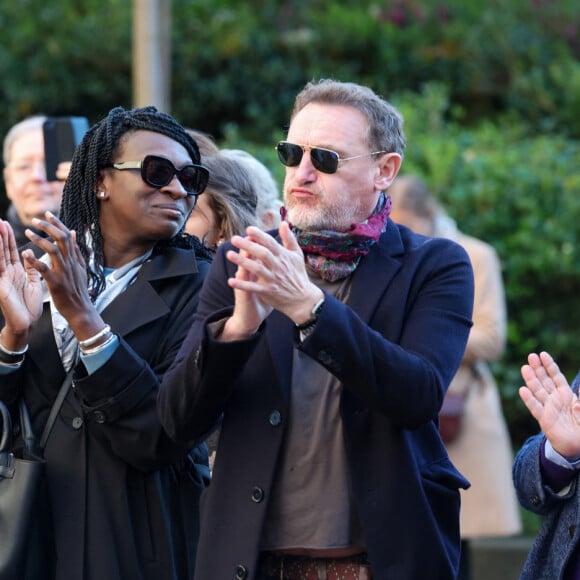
top-left (519, 351), bottom-right (580, 462)
top-left (23, 211), bottom-right (93, 324)
top-left (220, 222), bottom-right (323, 341)
top-left (0, 220), bottom-right (43, 349)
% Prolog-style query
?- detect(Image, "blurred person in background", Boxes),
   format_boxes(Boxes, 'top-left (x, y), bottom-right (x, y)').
top-left (2, 116), bottom-right (68, 247)
top-left (389, 174), bottom-right (522, 580)
top-left (221, 148), bottom-right (282, 230)
top-left (184, 131), bottom-right (282, 232)
top-left (185, 128), bottom-right (220, 159)
top-left (184, 152), bottom-right (259, 252)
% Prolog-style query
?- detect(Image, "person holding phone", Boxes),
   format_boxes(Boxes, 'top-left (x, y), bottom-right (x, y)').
top-left (2, 116), bottom-right (71, 247)
top-left (0, 105), bottom-right (212, 580)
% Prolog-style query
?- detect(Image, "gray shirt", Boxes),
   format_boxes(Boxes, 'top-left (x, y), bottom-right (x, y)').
top-left (260, 275), bottom-right (364, 552)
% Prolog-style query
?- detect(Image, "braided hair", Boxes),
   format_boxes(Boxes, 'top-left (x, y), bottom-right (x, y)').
top-left (60, 105), bottom-right (213, 297)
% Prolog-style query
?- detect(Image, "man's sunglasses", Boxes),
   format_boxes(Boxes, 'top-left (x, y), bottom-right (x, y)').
top-left (110, 155), bottom-right (209, 196)
top-left (275, 141), bottom-right (387, 175)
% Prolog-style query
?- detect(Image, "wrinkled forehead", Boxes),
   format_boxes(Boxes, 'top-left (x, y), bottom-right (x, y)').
top-left (7, 128), bottom-right (45, 163)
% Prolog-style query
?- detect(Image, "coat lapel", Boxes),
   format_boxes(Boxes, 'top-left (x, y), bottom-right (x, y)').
top-left (29, 303), bottom-right (67, 381)
top-left (346, 221), bottom-right (404, 320)
top-left (265, 220), bottom-right (405, 404)
top-left (100, 248), bottom-right (198, 337)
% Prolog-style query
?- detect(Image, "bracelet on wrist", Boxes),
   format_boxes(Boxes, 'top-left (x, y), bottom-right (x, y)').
top-left (79, 332), bottom-right (116, 356)
top-left (79, 325), bottom-right (112, 349)
top-left (0, 349), bottom-right (25, 365)
top-left (0, 360), bottom-right (25, 367)
top-left (0, 332), bottom-right (29, 356)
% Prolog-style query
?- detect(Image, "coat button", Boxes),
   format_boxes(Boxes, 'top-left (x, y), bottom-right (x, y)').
top-left (234, 564), bottom-right (248, 579)
top-left (530, 495), bottom-right (541, 506)
top-left (569, 525), bottom-right (576, 538)
top-left (251, 487), bottom-right (264, 503)
top-left (269, 410), bottom-right (281, 426)
top-left (318, 350), bottom-right (333, 365)
top-left (93, 410), bottom-right (106, 423)
top-left (72, 416), bottom-right (83, 429)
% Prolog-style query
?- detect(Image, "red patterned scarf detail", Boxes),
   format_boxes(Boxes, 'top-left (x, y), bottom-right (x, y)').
top-left (281, 194), bottom-right (391, 282)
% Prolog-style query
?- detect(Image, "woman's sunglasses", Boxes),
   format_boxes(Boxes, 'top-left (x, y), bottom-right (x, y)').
top-left (275, 141), bottom-right (387, 175)
top-left (110, 155), bottom-right (209, 196)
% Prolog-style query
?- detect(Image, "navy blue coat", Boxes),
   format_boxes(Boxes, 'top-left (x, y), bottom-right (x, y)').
top-left (0, 246), bottom-right (211, 580)
top-left (159, 220), bottom-right (474, 580)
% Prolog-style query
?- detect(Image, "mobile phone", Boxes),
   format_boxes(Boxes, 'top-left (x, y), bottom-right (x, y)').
top-left (43, 116), bottom-right (89, 181)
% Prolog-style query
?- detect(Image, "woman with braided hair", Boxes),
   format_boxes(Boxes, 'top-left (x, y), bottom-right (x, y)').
top-left (0, 105), bottom-right (212, 579)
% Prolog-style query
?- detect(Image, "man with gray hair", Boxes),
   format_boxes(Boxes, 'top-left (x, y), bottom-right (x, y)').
top-left (160, 79), bottom-right (474, 579)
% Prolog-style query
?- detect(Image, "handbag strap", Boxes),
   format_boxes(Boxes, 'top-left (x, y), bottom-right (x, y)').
top-left (19, 398), bottom-right (37, 454)
top-left (39, 370), bottom-right (74, 450)
top-left (0, 401), bottom-right (15, 477)
top-left (0, 400), bottom-right (12, 454)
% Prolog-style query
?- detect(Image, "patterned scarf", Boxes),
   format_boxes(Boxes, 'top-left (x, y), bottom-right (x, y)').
top-left (282, 194), bottom-right (391, 282)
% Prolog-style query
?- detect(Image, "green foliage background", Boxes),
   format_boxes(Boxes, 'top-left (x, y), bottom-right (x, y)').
top-left (1, 0), bottom-right (579, 448)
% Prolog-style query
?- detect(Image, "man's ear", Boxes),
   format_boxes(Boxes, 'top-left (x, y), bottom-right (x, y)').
top-left (375, 153), bottom-right (402, 192)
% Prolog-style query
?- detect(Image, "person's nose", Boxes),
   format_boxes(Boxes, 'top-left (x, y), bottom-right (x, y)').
top-left (294, 148), bottom-right (318, 182)
top-left (162, 175), bottom-right (189, 199)
top-left (30, 161), bottom-right (48, 181)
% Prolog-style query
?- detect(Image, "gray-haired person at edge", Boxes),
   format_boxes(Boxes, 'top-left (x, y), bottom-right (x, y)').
top-left (514, 351), bottom-right (580, 580)
top-left (2, 116), bottom-right (66, 247)
top-left (158, 79), bottom-right (475, 579)
top-left (0, 105), bottom-right (213, 580)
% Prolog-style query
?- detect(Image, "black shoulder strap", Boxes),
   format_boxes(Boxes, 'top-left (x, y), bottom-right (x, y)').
top-left (40, 371), bottom-right (74, 450)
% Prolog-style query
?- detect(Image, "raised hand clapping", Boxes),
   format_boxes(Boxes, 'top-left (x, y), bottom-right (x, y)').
top-left (0, 219), bottom-right (43, 351)
top-left (519, 351), bottom-right (580, 462)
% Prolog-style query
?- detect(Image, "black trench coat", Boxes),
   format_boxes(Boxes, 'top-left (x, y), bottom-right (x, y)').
top-left (0, 246), bottom-right (211, 580)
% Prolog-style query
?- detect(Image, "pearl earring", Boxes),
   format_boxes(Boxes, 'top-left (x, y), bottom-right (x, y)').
top-left (98, 191), bottom-right (106, 198)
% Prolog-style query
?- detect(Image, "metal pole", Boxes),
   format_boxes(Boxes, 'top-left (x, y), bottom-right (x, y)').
top-left (132, 0), bottom-right (171, 112)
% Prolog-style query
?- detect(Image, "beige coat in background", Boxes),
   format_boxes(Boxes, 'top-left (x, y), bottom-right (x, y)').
top-left (444, 227), bottom-right (522, 538)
